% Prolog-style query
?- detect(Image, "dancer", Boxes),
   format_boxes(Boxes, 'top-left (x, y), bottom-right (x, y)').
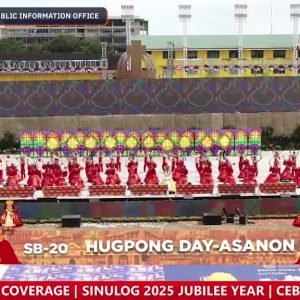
top-left (144, 157), bottom-right (159, 185)
top-left (105, 166), bottom-right (121, 185)
top-left (161, 165), bottom-right (176, 193)
top-left (223, 160), bottom-right (236, 185)
top-left (264, 162), bottom-right (280, 184)
top-left (291, 151), bottom-right (297, 176)
top-left (0, 159), bottom-right (4, 183)
top-left (68, 158), bottom-right (84, 188)
top-left (116, 151), bottom-right (121, 172)
top-left (238, 157), bottom-right (250, 180)
top-left (280, 155), bottom-right (294, 182)
top-left (127, 156), bottom-right (141, 186)
top-left (200, 158), bottom-right (213, 185)
top-left (27, 164), bottom-right (42, 189)
top-left (6, 164), bottom-right (21, 187)
top-left (294, 165), bottom-right (300, 188)
top-left (143, 150), bottom-right (149, 172)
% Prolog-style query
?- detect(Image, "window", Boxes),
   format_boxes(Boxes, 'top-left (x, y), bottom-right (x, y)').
top-left (146, 51), bottom-right (152, 55)
top-left (229, 50), bottom-right (238, 59)
top-left (251, 50), bottom-right (264, 59)
top-left (187, 51), bottom-right (198, 59)
top-left (273, 50), bottom-right (286, 58)
top-left (207, 51), bottom-right (219, 59)
top-left (163, 51), bottom-right (175, 59)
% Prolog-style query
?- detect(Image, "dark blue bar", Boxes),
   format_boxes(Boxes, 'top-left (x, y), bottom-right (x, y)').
top-left (0, 7), bottom-right (108, 26)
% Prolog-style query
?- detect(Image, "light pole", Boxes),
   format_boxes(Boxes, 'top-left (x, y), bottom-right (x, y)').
top-left (290, 4), bottom-right (300, 75)
top-left (121, 4), bottom-right (134, 71)
top-left (234, 4), bottom-right (247, 76)
top-left (121, 4), bottom-right (135, 46)
top-left (178, 4), bottom-right (192, 78)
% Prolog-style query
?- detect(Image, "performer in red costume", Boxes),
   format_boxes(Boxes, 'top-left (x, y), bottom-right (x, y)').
top-left (200, 158), bottom-right (213, 185)
top-left (177, 163), bottom-right (189, 185)
top-left (68, 158), bottom-right (84, 188)
top-left (127, 156), bottom-right (141, 186)
top-left (0, 200), bottom-right (23, 230)
top-left (0, 230), bottom-right (21, 264)
top-left (238, 151), bottom-right (245, 173)
top-left (116, 151), bottom-right (121, 172)
top-left (238, 157), bottom-right (250, 180)
top-left (98, 152), bottom-right (104, 173)
top-left (223, 160), bottom-right (236, 185)
top-left (252, 155), bottom-right (260, 177)
top-left (105, 166), bottom-right (121, 185)
top-left (280, 156), bottom-right (294, 182)
top-left (20, 157), bottom-right (26, 180)
top-left (218, 157), bottom-right (227, 183)
top-left (264, 163), bottom-right (280, 184)
top-left (0, 159), bottom-right (4, 183)
top-left (52, 158), bottom-right (67, 186)
top-left (291, 151), bottom-right (297, 176)
top-left (293, 166), bottom-right (300, 187)
top-left (144, 157), bottom-right (159, 185)
top-left (27, 164), bottom-right (42, 189)
top-left (88, 162), bottom-right (104, 186)
top-left (6, 164), bottom-right (21, 187)
top-left (243, 163), bottom-right (257, 185)
top-left (106, 157), bottom-right (117, 170)
top-left (173, 158), bottom-right (183, 183)
top-left (42, 167), bottom-right (55, 187)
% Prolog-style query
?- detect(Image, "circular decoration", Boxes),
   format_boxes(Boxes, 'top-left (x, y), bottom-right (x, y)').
top-left (125, 136), bottom-right (138, 149)
top-left (179, 136), bottom-right (191, 149)
top-left (85, 136), bottom-right (98, 150)
top-left (219, 135), bottom-right (231, 149)
top-left (162, 139), bottom-right (174, 152)
top-left (66, 137), bottom-right (79, 150)
top-left (104, 136), bottom-right (117, 150)
top-left (46, 137), bottom-right (59, 150)
top-left (143, 136), bottom-right (155, 149)
top-left (202, 136), bottom-right (213, 149)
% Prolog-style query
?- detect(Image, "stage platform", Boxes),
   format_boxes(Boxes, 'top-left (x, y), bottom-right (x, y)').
top-left (0, 265), bottom-right (299, 281)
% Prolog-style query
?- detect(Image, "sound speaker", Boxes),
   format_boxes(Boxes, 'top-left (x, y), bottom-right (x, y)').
top-left (202, 213), bottom-right (222, 225)
top-left (239, 215), bottom-right (248, 225)
top-left (62, 215), bottom-right (81, 228)
top-left (225, 214), bottom-right (235, 224)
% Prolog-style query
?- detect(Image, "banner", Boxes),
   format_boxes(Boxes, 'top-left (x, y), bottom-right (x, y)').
top-left (0, 282), bottom-right (299, 299)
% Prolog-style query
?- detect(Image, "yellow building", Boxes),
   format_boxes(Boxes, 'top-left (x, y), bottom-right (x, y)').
top-left (133, 34), bottom-right (297, 78)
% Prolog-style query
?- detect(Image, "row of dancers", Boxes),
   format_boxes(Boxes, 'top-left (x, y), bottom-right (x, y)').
top-left (0, 150), bottom-right (299, 189)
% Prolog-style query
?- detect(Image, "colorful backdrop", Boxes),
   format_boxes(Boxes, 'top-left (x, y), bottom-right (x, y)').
top-left (20, 129), bottom-right (261, 157)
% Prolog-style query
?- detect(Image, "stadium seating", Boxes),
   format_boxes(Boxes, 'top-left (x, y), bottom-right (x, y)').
top-left (130, 185), bottom-right (168, 196)
top-left (89, 185), bottom-right (126, 196)
top-left (43, 186), bottom-right (81, 197)
top-left (258, 183), bottom-right (296, 194)
top-left (0, 187), bottom-right (34, 198)
top-left (218, 184), bottom-right (256, 194)
top-left (176, 185), bottom-right (214, 195)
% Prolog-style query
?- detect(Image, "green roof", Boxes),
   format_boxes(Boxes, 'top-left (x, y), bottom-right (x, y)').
top-left (132, 34), bottom-right (294, 50)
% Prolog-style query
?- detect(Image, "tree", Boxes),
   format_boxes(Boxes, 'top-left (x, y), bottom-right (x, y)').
top-left (46, 35), bottom-right (82, 53)
top-left (0, 131), bottom-right (20, 151)
top-left (0, 38), bottom-right (25, 54)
